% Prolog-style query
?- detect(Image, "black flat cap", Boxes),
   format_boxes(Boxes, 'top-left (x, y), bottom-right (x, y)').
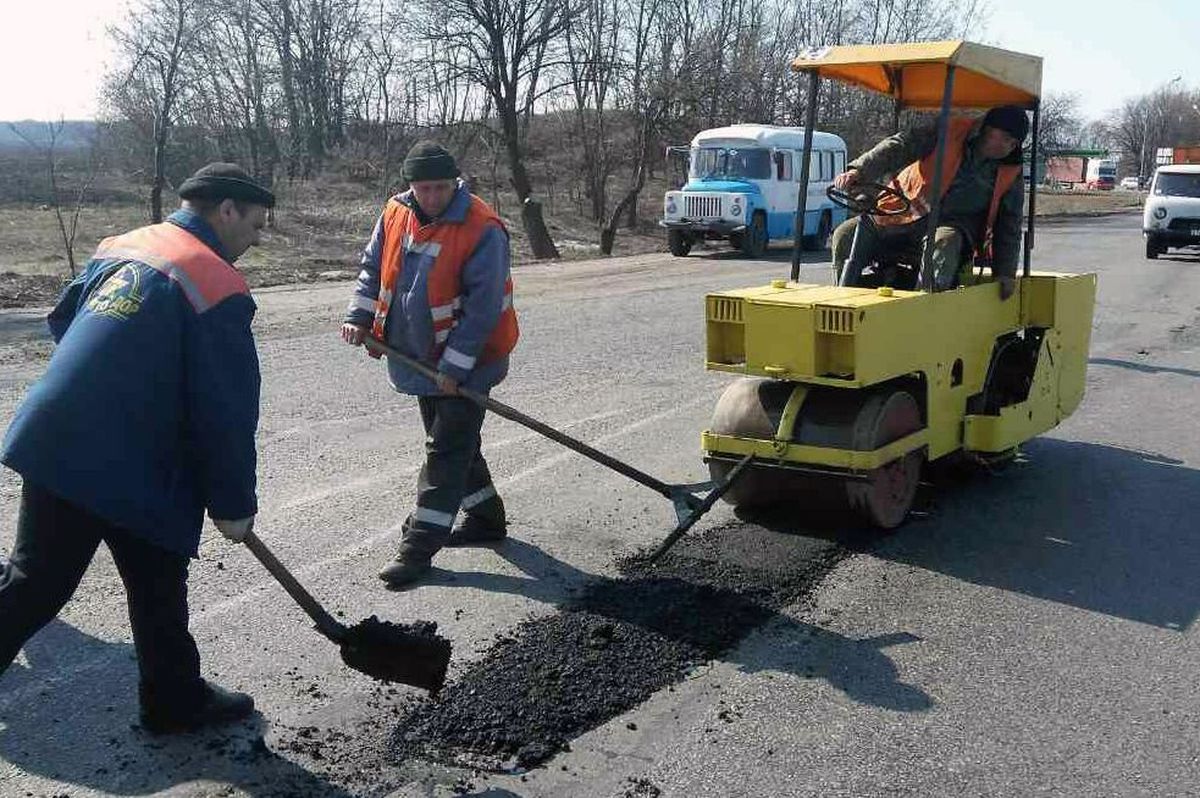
top-left (178, 162), bottom-right (276, 208)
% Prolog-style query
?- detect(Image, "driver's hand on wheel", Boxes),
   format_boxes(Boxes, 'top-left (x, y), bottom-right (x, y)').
top-left (833, 169), bottom-right (861, 190)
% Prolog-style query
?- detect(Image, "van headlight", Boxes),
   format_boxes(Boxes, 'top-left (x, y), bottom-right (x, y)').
top-left (729, 199), bottom-right (743, 218)
top-left (1153, 207), bottom-right (1167, 219)
top-left (666, 197), bottom-right (678, 215)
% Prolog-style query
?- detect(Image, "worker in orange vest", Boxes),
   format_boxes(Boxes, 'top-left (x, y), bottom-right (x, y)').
top-left (831, 105), bottom-right (1029, 299)
top-left (342, 142), bottom-right (518, 588)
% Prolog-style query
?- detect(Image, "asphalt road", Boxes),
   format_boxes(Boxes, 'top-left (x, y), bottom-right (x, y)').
top-left (1, 213), bottom-right (1198, 797)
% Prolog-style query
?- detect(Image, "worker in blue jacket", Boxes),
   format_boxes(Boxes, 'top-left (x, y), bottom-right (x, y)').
top-left (0, 163), bottom-right (272, 734)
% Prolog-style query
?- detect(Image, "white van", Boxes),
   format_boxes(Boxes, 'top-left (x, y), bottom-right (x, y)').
top-left (660, 124), bottom-right (849, 258)
top-left (1143, 164), bottom-right (1200, 259)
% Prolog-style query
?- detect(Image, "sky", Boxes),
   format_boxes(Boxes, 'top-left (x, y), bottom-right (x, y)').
top-left (0, 0), bottom-right (1197, 122)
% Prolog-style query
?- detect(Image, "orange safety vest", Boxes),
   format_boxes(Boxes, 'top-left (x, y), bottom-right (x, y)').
top-left (874, 117), bottom-right (1022, 254)
top-left (371, 194), bottom-right (518, 364)
top-left (93, 222), bottom-right (248, 312)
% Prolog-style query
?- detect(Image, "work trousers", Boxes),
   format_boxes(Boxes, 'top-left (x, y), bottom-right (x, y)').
top-left (831, 215), bottom-right (967, 291)
top-left (399, 395), bottom-right (506, 558)
top-left (0, 482), bottom-right (205, 713)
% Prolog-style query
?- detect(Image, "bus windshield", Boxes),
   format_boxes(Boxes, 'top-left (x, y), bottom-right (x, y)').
top-left (690, 147), bottom-right (772, 180)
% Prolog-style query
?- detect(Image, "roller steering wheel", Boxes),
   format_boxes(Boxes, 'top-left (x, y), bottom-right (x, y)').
top-left (825, 181), bottom-right (912, 217)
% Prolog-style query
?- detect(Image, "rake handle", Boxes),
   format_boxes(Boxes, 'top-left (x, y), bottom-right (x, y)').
top-left (362, 336), bottom-right (678, 499)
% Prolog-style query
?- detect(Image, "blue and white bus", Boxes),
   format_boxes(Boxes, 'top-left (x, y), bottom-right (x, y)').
top-left (661, 124), bottom-right (849, 258)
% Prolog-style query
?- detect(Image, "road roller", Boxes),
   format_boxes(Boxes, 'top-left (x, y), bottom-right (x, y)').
top-left (702, 41), bottom-right (1097, 528)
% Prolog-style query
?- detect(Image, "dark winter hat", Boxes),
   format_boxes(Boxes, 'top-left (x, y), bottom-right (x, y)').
top-left (178, 162), bottom-right (276, 208)
top-left (982, 106), bottom-right (1030, 143)
top-left (402, 141), bottom-right (460, 182)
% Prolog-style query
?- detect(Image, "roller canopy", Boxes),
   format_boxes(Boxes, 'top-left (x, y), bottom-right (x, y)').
top-left (791, 40), bottom-right (1042, 109)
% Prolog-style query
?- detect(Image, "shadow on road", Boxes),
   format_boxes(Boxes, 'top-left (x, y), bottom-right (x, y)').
top-left (735, 439), bottom-right (1200, 632)
top-left (696, 244), bottom-right (831, 268)
top-left (1089, 357), bottom-right (1200, 380)
top-left (0, 619), bottom-right (354, 797)
top-left (882, 438), bottom-right (1200, 631)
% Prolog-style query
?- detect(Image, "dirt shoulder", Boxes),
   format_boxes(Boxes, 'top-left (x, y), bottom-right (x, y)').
top-left (0, 189), bottom-right (1143, 310)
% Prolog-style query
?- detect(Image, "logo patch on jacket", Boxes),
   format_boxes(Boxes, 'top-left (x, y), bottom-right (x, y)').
top-left (88, 264), bottom-right (145, 320)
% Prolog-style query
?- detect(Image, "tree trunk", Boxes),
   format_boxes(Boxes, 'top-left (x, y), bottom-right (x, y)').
top-left (501, 106), bottom-right (559, 259)
top-left (151, 116), bottom-right (167, 223)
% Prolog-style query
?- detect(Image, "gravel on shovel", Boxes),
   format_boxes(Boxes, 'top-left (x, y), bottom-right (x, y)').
top-left (340, 617), bottom-right (451, 693)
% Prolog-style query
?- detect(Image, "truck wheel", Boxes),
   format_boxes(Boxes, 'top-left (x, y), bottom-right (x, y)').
top-left (740, 213), bottom-right (766, 258)
top-left (1145, 237), bottom-right (1161, 259)
top-left (668, 230), bottom-right (692, 257)
top-left (804, 211), bottom-right (832, 251)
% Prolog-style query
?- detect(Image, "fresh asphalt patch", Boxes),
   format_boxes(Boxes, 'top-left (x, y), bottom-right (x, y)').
top-left (393, 520), bottom-right (848, 771)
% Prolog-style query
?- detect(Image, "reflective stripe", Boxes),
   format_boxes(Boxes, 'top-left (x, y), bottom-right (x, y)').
top-left (406, 239), bottom-right (443, 257)
top-left (378, 287), bottom-right (393, 304)
top-left (413, 506), bottom-right (455, 528)
top-left (349, 294), bottom-right (376, 312)
top-left (461, 484), bottom-right (497, 509)
top-left (430, 296), bottom-right (462, 322)
top-left (434, 329), bottom-right (451, 343)
top-left (357, 269), bottom-right (372, 281)
top-left (443, 347), bottom-right (476, 370)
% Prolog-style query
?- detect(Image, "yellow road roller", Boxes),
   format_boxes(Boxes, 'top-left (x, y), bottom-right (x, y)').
top-left (703, 41), bottom-right (1096, 528)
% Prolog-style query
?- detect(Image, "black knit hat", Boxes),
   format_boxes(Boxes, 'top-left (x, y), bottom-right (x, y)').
top-left (178, 162), bottom-right (276, 208)
top-left (402, 141), bottom-right (460, 182)
top-left (982, 106), bottom-right (1030, 143)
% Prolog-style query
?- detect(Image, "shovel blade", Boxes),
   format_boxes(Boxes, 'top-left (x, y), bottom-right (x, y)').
top-left (339, 616), bottom-right (451, 693)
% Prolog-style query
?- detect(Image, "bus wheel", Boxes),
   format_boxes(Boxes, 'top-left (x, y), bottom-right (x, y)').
top-left (804, 210), bottom-right (832, 251)
top-left (741, 213), bottom-right (766, 258)
top-left (668, 230), bottom-right (693, 257)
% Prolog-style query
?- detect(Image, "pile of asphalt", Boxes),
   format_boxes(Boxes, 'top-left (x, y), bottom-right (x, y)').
top-left (395, 522), bottom-right (846, 770)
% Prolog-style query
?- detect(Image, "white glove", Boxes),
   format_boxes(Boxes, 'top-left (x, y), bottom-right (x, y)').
top-left (213, 516), bottom-right (255, 543)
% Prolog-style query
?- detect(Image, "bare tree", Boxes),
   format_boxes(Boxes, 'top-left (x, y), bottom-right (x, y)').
top-left (1039, 92), bottom-right (1084, 151)
top-left (8, 122), bottom-right (99, 276)
top-left (564, 0), bottom-right (622, 221)
top-left (420, 0), bottom-right (576, 258)
top-left (108, 0), bottom-right (207, 222)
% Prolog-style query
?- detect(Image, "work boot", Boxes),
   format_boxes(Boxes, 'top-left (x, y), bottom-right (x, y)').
top-left (378, 551), bottom-right (433, 588)
top-left (447, 515), bottom-right (507, 547)
top-left (140, 680), bottom-right (255, 734)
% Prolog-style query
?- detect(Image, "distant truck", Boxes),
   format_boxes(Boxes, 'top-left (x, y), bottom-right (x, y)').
top-left (1085, 157), bottom-right (1117, 190)
top-left (1044, 156), bottom-right (1086, 187)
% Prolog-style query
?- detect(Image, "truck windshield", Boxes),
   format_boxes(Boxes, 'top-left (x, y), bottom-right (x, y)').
top-left (1154, 173), bottom-right (1200, 198)
top-left (690, 148), bottom-right (771, 180)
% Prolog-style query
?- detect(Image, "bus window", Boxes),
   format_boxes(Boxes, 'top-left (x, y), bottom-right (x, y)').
top-left (775, 150), bottom-right (793, 181)
top-left (809, 150), bottom-right (839, 182)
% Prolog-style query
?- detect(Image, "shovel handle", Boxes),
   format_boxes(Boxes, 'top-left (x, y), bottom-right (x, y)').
top-left (242, 531), bottom-right (347, 643)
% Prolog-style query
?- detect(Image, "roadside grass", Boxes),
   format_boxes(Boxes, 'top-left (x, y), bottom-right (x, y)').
top-left (1036, 188), bottom-right (1145, 216)
top-left (0, 177), bottom-right (1140, 309)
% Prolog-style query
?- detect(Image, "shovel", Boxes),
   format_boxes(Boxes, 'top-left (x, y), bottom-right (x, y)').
top-left (361, 336), bottom-right (752, 563)
top-left (241, 530), bottom-right (451, 692)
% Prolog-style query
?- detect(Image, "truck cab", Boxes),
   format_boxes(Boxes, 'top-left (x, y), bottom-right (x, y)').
top-left (1085, 157), bottom-right (1117, 190)
top-left (661, 124), bottom-right (848, 258)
